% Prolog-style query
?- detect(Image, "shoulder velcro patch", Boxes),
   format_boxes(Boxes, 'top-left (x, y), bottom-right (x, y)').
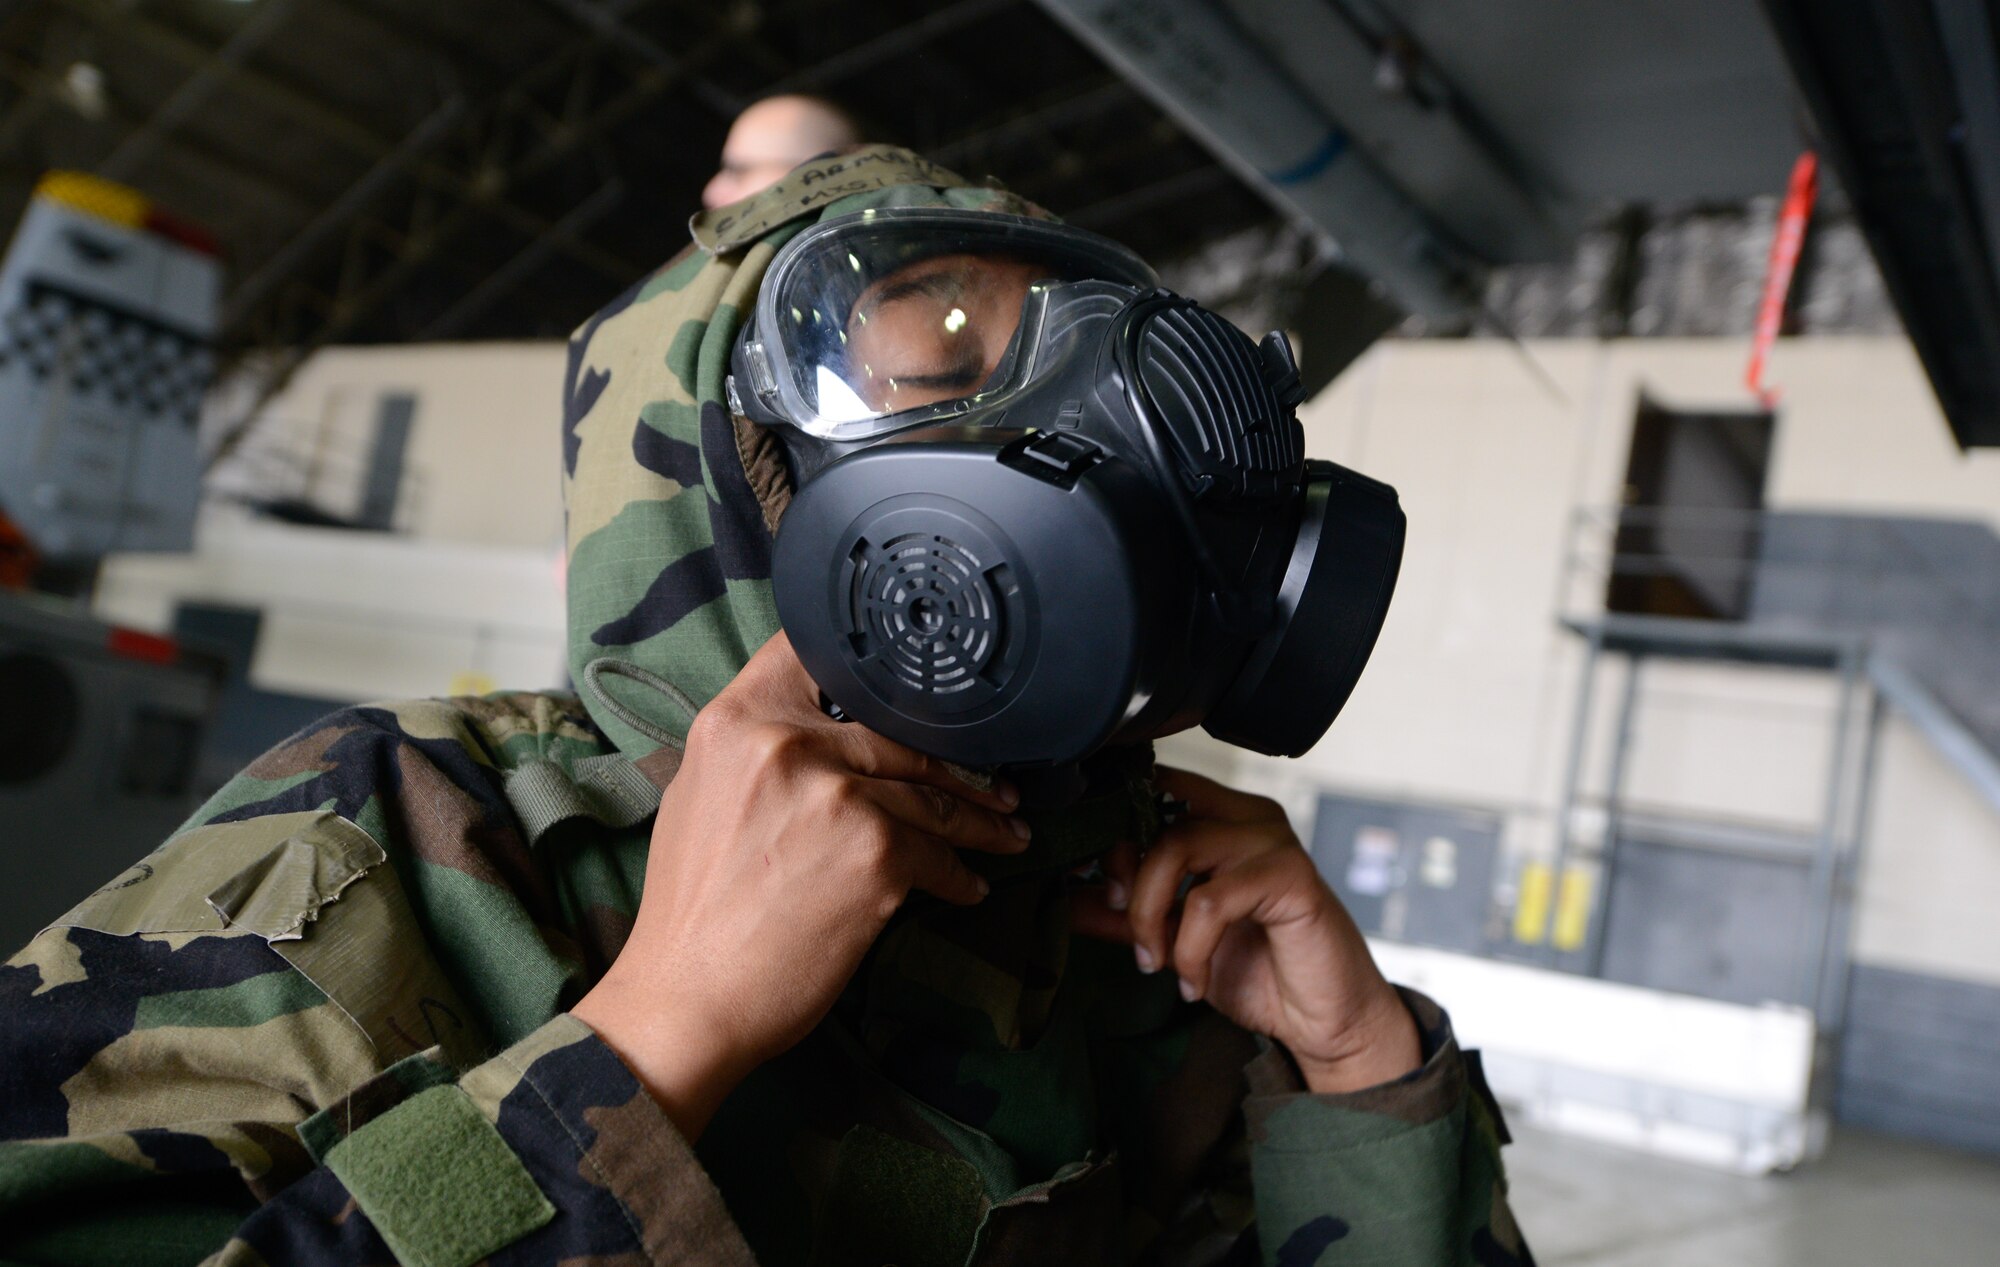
top-left (325, 1083), bottom-right (555, 1267)
top-left (299, 1047), bottom-right (462, 1164)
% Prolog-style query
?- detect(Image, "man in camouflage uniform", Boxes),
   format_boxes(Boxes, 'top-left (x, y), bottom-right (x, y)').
top-left (0, 147), bottom-right (1531, 1266)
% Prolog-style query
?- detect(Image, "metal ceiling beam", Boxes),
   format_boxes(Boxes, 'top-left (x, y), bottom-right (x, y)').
top-left (51, 0), bottom-right (408, 161)
top-left (770, 0), bottom-right (1019, 92)
top-left (234, 5), bottom-right (1127, 352)
top-left (1061, 161), bottom-right (1233, 231)
top-left (358, 52), bottom-right (717, 313)
top-left (489, 25), bottom-right (739, 189)
top-left (1312, 0), bottom-right (1576, 226)
top-left (305, 46), bottom-right (731, 336)
top-left (538, 0), bottom-right (744, 117)
top-left (0, 68), bottom-right (53, 156)
top-left (320, 0), bottom-right (515, 90)
top-left (98, 0), bottom-right (298, 180)
top-left (207, 20), bottom-right (743, 464)
top-left (1761, 0), bottom-right (2000, 447)
top-left (50, 0), bottom-right (642, 290)
top-left (220, 96), bottom-right (467, 331)
top-left (928, 76), bottom-right (1129, 168)
top-left (419, 175), bottom-right (625, 339)
top-left (0, 49), bottom-right (318, 216)
top-left (1036, 0), bottom-right (1483, 318)
top-left (0, 9), bottom-right (94, 159)
top-left (1927, 0), bottom-right (2000, 282)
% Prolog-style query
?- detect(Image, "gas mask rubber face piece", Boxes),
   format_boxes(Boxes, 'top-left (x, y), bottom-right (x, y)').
top-left (730, 207), bottom-right (1405, 788)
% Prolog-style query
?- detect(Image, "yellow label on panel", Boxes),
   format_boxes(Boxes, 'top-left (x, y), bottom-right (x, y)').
top-left (1512, 863), bottom-right (1552, 945)
top-left (1553, 868), bottom-right (1594, 952)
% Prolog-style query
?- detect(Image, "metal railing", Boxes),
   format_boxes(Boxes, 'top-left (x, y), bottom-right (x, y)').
top-left (1568, 505), bottom-right (2000, 765)
top-left (1551, 503), bottom-right (2000, 1025)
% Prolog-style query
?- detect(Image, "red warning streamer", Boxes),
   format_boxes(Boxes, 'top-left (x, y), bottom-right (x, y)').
top-left (1746, 151), bottom-right (1820, 405)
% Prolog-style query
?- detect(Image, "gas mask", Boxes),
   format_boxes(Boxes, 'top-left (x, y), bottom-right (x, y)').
top-left (729, 207), bottom-right (1403, 801)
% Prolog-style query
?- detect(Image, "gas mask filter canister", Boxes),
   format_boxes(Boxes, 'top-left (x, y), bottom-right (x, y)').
top-left (729, 208), bottom-right (1404, 797)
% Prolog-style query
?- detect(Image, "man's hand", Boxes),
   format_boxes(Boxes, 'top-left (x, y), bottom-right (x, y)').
top-left (1071, 766), bottom-right (1421, 1094)
top-left (571, 633), bottom-right (1031, 1140)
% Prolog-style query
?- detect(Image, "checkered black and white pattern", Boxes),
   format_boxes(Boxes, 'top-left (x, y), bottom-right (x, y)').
top-left (0, 280), bottom-right (213, 424)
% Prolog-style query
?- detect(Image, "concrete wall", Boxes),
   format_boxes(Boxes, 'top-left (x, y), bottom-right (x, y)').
top-left (1162, 335), bottom-right (2000, 993)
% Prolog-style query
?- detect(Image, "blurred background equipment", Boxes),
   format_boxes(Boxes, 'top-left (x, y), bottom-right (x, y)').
top-left (0, 169), bottom-right (215, 566)
top-left (0, 168), bottom-right (223, 951)
top-left (0, 595), bottom-right (219, 953)
top-left (2, 2), bottom-right (2000, 1255)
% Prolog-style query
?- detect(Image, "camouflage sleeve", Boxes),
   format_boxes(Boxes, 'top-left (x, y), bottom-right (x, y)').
top-left (1, 924), bottom-right (301, 1263)
top-left (0, 702), bottom-right (757, 1266)
top-left (210, 1015), bottom-right (755, 1266)
top-left (0, 927), bottom-right (752, 1266)
top-left (0, 927), bottom-right (754, 1267)
top-left (1243, 988), bottom-right (1532, 1267)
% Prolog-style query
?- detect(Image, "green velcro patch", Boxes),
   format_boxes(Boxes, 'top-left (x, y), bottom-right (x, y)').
top-left (299, 1048), bottom-right (462, 1164)
top-left (324, 1084), bottom-right (554, 1267)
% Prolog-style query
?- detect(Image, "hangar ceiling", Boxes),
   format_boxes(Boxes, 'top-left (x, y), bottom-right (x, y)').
top-left (5, 0), bottom-right (1995, 448)
top-left (0, 0), bottom-right (1275, 361)
top-left (1761, 0), bottom-right (2000, 448)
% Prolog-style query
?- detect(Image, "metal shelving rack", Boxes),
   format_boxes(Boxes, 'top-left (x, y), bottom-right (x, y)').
top-left (1545, 613), bottom-right (1881, 1031)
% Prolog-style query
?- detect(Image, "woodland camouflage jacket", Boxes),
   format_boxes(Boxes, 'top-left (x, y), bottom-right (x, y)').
top-left (0, 148), bottom-right (1532, 1267)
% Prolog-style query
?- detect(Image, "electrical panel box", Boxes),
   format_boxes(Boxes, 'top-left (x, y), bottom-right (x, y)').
top-left (1310, 794), bottom-right (1501, 955)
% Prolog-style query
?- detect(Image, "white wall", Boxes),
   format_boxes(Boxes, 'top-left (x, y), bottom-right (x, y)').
top-left (1163, 335), bottom-right (2000, 991)
top-left (96, 504), bottom-right (568, 700)
top-left (1854, 716), bottom-right (2000, 980)
top-left (212, 341), bottom-right (568, 549)
top-left (99, 341), bottom-right (570, 700)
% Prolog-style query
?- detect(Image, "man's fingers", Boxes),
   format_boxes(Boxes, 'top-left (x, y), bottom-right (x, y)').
top-left (1127, 818), bottom-right (1299, 973)
top-left (1125, 835), bottom-right (1192, 974)
top-left (1170, 857), bottom-right (1283, 1000)
top-left (1155, 766), bottom-right (1288, 825)
top-left (1069, 880), bottom-right (1137, 943)
top-left (832, 722), bottom-right (1023, 816)
top-left (1086, 838), bottom-right (1135, 912)
top-left (867, 778), bottom-right (1030, 855)
top-left (738, 631), bottom-right (1021, 813)
top-left (739, 630), bottom-right (828, 710)
top-left (1066, 840), bottom-right (1138, 941)
top-left (901, 834), bottom-right (990, 907)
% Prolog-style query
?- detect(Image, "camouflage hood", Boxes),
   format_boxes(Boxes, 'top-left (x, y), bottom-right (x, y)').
top-left (561, 147), bottom-right (1051, 780)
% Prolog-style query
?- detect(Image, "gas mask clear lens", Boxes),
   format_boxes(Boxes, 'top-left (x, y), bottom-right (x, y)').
top-left (734, 207), bottom-right (1157, 441)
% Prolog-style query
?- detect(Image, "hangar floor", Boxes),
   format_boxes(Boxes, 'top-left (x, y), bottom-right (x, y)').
top-left (1508, 1122), bottom-right (2000, 1264)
